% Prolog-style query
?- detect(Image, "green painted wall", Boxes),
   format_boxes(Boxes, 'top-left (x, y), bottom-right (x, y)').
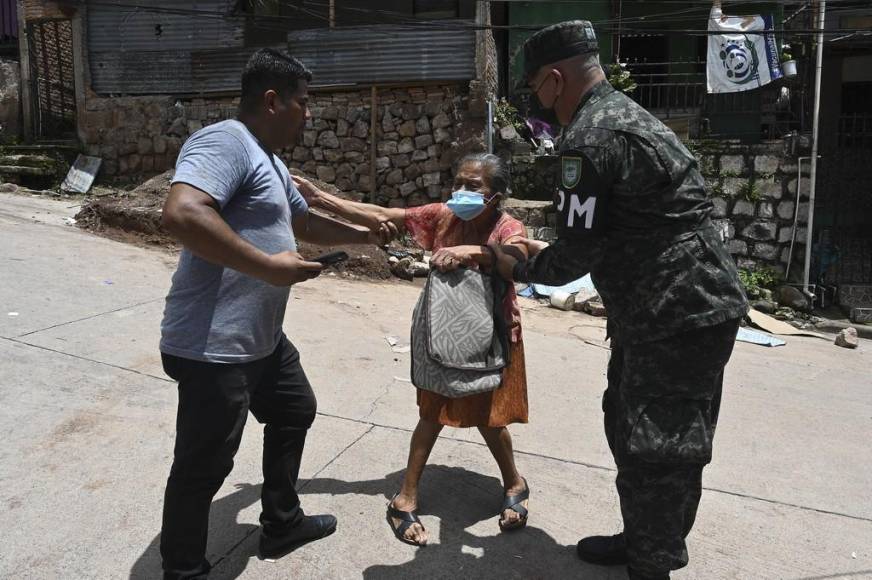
top-left (507, 2), bottom-right (613, 91)
top-left (507, 1), bottom-right (784, 91)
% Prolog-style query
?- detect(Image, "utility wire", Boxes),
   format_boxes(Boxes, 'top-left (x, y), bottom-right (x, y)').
top-left (76, 0), bottom-right (870, 38)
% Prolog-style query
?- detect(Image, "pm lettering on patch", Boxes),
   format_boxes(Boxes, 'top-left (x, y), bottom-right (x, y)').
top-left (557, 190), bottom-right (597, 230)
top-left (562, 156), bottom-right (582, 189)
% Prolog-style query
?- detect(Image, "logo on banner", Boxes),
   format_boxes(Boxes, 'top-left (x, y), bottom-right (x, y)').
top-left (718, 38), bottom-right (760, 85)
top-left (562, 156), bottom-right (582, 189)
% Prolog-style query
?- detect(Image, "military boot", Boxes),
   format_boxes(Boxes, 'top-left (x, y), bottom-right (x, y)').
top-left (576, 532), bottom-right (628, 565)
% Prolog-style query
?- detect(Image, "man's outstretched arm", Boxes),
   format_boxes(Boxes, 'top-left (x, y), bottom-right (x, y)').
top-left (163, 183), bottom-right (323, 285)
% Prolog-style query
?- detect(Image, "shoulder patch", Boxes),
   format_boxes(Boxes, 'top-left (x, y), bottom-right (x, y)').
top-left (562, 156), bottom-right (582, 189)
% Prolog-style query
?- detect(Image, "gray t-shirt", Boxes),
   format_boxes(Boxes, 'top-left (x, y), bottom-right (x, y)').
top-left (160, 119), bottom-right (309, 363)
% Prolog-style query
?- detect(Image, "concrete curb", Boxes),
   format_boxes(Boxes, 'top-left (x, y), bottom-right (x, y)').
top-left (815, 319), bottom-right (872, 340)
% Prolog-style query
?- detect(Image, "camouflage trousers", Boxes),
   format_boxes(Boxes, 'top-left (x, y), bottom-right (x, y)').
top-left (603, 318), bottom-right (741, 578)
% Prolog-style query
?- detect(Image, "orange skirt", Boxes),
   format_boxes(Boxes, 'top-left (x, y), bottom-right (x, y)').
top-left (417, 339), bottom-right (529, 428)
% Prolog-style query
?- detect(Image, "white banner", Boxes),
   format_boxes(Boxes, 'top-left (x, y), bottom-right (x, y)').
top-left (707, 6), bottom-right (783, 93)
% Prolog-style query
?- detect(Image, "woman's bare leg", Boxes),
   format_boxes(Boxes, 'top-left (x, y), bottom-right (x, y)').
top-left (478, 426), bottom-right (528, 528)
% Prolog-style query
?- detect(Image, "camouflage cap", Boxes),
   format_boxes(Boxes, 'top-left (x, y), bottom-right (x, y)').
top-left (521, 20), bottom-right (599, 84)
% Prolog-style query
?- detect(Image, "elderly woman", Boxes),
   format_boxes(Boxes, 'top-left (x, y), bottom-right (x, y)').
top-left (294, 153), bottom-right (530, 546)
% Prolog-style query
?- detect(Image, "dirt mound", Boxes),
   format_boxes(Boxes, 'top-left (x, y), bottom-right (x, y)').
top-left (76, 170), bottom-right (397, 279)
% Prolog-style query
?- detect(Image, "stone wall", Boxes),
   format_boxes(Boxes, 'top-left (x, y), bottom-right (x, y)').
top-left (285, 85), bottom-right (470, 207)
top-left (79, 95), bottom-right (189, 177)
top-left (79, 84), bottom-right (475, 207)
top-left (0, 59), bottom-right (20, 140)
top-left (696, 141), bottom-right (808, 280)
top-left (503, 138), bottom-right (808, 279)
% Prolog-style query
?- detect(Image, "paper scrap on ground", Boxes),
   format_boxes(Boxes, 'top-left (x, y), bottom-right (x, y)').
top-left (736, 327), bottom-right (786, 347)
top-left (531, 274), bottom-right (595, 297)
top-left (61, 154), bottom-right (102, 194)
top-left (748, 308), bottom-right (828, 339)
top-left (385, 335), bottom-right (409, 353)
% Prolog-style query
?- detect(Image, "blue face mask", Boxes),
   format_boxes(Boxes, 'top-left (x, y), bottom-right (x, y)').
top-left (446, 190), bottom-right (487, 221)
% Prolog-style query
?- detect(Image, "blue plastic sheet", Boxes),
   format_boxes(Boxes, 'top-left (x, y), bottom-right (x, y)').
top-left (531, 274), bottom-right (596, 297)
top-left (736, 327), bottom-right (786, 347)
top-left (516, 284), bottom-right (535, 298)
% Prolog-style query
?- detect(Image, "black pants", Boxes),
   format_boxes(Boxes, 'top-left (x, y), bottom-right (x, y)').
top-left (603, 319), bottom-right (740, 578)
top-left (160, 336), bottom-right (317, 580)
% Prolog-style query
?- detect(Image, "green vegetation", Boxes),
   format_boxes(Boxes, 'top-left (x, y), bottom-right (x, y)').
top-left (738, 266), bottom-right (782, 299)
top-left (738, 180), bottom-right (762, 203)
top-left (494, 98), bottom-right (524, 133)
top-left (607, 63), bottom-right (637, 95)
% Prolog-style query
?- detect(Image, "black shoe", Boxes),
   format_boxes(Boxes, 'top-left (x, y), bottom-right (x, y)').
top-left (576, 532), bottom-right (628, 565)
top-left (258, 514), bottom-right (337, 560)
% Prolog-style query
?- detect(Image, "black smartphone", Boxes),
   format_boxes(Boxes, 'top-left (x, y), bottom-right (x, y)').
top-left (312, 250), bottom-right (349, 265)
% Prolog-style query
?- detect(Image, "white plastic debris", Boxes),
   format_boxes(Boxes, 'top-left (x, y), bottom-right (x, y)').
top-left (7, 312), bottom-right (19, 317)
top-left (62, 217), bottom-right (77, 226)
top-left (550, 290), bottom-right (575, 311)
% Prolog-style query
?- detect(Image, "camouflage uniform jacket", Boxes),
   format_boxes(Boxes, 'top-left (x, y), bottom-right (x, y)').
top-left (515, 81), bottom-right (748, 344)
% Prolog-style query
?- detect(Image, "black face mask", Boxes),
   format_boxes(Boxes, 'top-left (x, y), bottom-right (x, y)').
top-left (527, 91), bottom-right (559, 129)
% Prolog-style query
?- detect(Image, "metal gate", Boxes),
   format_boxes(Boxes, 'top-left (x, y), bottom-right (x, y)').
top-left (27, 19), bottom-right (76, 139)
top-left (814, 147), bottom-right (872, 285)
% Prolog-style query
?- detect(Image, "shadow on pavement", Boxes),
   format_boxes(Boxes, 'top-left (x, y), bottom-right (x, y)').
top-left (130, 467), bottom-right (621, 579)
top-left (302, 465), bottom-right (622, 580)
top-left (129, 483), bottom-right (262, 580)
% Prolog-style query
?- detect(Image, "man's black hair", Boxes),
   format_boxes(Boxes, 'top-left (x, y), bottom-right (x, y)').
top-left (240, 48), bottom-right (312, 110)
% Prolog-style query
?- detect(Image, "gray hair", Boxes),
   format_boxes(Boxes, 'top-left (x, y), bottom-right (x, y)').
top-left (568, 52), bottom-right (601, 75)
top-left (580, 52), bottom-right (601, 73)
top-left (457, 152), bottom-right (510, 196)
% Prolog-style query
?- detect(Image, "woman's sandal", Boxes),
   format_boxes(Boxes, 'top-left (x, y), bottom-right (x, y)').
top-left (386, 493), bottom-right (427, 546)
top-left (499, 477), bottom-right (530, 532)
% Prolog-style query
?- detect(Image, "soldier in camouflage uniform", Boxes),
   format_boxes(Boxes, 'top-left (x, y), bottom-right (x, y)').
top-left (490, 21), bottom-right (749, 580)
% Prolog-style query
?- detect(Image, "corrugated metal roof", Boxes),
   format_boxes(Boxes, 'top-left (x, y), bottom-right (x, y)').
top-left (288, 24), bottom-right (476, 85)
top-left (88, 13), bottom-right (475, 94)
top-left (90, 51), bottom-right (194, 94)
top-left (191, 46), bottom-right (277, 94)
top-left (87, 0), bottom-right (243, 52)
top-left (1, 0), bottom-right (17, 39)
top-left (87, 0), bottom-right (245, 94)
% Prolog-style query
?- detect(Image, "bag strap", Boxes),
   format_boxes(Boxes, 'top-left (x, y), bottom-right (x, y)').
top-left (489, 271), bottom-right (511, 366)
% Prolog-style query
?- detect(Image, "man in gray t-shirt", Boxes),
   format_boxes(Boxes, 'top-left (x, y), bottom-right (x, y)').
top-left (158, 49), bottom-right (391, 579)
